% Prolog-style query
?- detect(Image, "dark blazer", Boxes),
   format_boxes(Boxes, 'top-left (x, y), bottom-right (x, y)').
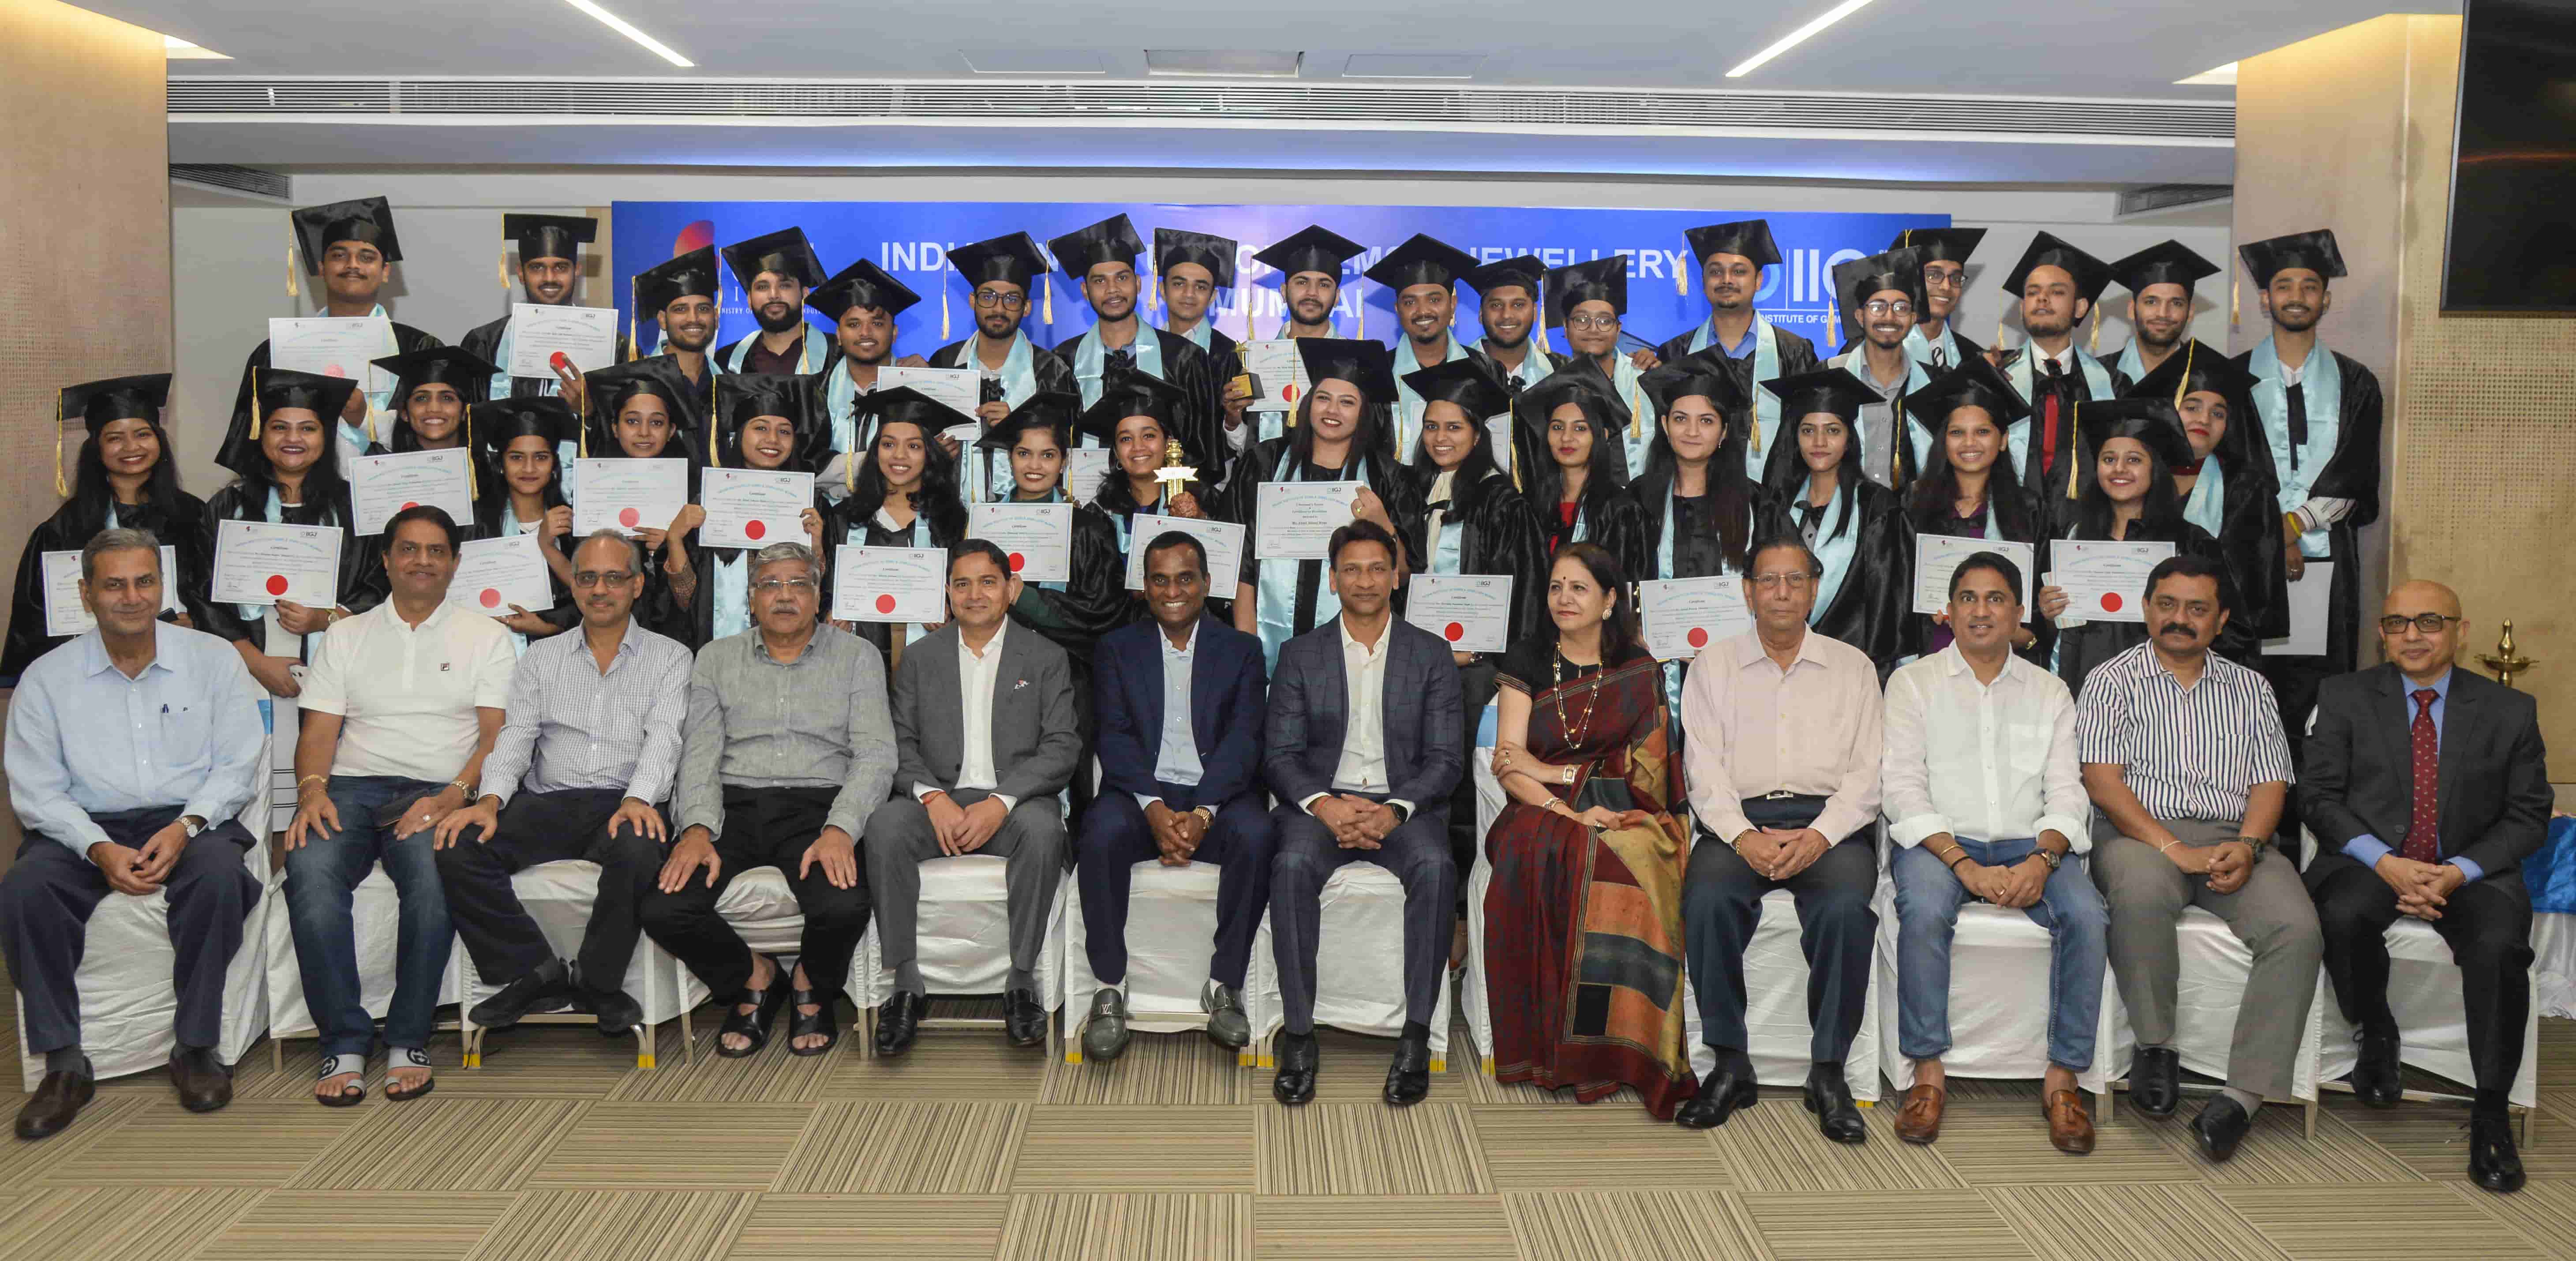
top-left (1093, 614), bottom-right (1266, 812)
top-left (2303, 663), bottom-right (2552, 879)
top-left (1262, 615), bottom-right (1464, 826)
top-left (889, 621), bottom-right (1082, 805)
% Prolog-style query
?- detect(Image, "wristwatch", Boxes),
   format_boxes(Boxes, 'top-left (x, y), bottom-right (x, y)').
top-left (2032, 848), bottom-right (2063, 871)
top-left (179, 815), bottom-right (207, 838)
top-left (2235, 835), bottom-right (2270, 861)
top-left (1191, 805), bottom-right (1215, 826)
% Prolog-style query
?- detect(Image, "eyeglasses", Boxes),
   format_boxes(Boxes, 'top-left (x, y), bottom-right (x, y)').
top-left (2379, 613), bottom-right (2460, 635)
top-left (1750, 573), bottom-right (1814, 591)
top-left (1922, 268), bottom-right (1965, 290)
top-left (752, 578), bottom-right (818, 595)
top-left (971, 289), bottom-right (1028, 310)
top-left (1566, 314), bottom-right (1621, 330)
top-left (571, 570), bottom-right (637, 588)
top-left (1862, 300), bottom-right (1917, 318)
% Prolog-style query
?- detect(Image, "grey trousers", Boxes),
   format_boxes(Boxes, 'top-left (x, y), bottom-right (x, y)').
top-left (1268, 801), bottom-right (1457, 1035)
top-left (862, 789), bottom-right (1066, 995)
top-left (2091, 816), bottom-right (2322, 1100)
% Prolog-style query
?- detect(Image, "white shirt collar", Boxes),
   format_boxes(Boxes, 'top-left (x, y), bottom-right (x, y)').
top-left (1338, 617), bottom-right (1386, 660)
top-left (1159, 619), bottom-right (1199, 657)
top-left (962, 618), bottom-right (1007, 661)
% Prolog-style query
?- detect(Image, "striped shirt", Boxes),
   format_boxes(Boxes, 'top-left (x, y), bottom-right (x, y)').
top-left (2074, 642), bottom-right (2294, 822)
top-left (480, 619), bottom-right (693, 809)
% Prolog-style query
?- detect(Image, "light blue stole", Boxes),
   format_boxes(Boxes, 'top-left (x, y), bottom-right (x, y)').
top-left (717, 323), bottom-right (830, 375)
top-left (1802, 481), bottom-right (1861, 625)
top-left (964, 331), bottom-right (1044, 502)
top-left (1390, 336), bottom-right (1471, 465)
top-left (710, 551), bottom-right (751, 642)
top-left (1902, 323), bottom-right (1966, 372)
top-left (1068, 322), bottom-right (1164, 408)
top-left (2181, 455), bottom-right (2227, 539)
top-left (2245, 335), bottom-right (2341, 558)
top-left (1830, 346), bottom-right (1934, 482)
top-left (1471, 339), bottom-right (1556, 392)
top-left (1168, 318), bottom-right (1215, 353)
top-left (1253, 446), bottom-right (1367, 670)
top-left (1691, 312), bottom-right (1782, 481)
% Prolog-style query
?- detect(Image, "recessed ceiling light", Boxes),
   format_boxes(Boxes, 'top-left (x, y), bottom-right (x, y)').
top-left (562, 0), bottom-right (694, 68)
top-left (1725, 0), bottom-right (1878, 78)
top-left (2177, 62), bottom-right (2238, 86)
top-left (1344, 53), bottom-right (1484, 79)
top-left (163, 34), bottom-right (229, 60)
top-left (1146, 49), bottom-right (1302, 78)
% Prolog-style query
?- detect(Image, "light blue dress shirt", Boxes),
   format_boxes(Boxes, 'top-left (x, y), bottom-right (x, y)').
top-left (2341, 670), bottom-right (2475, 879)
top-left (1139, 621), bottom-right (1204, 808)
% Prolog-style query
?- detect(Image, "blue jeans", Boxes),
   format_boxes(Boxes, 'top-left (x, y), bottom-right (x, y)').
top-left (283, 775), bottom-right (453, 1057)
top-left (1891, 836), bottom-right (2107, 1071)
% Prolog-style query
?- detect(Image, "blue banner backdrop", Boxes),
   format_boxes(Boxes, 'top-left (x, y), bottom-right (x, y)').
top-left (609, 202), bottom-right (1947, 359)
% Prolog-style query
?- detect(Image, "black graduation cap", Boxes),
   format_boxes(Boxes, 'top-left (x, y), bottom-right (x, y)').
top-left (1510, 370), bottom-right (1624, 435)
top-left (807, 258), bottom-right (920, 323)
top-left (713, 374), bottom-right (815, 470)
top-left (1463, 254), bottom-right (1545, 301)
top-left (253, 367), bottom-right (363, 423)
top-left (374, 346), bottom-right (501, 406)
top-left (292, 197), bottom-right (402, 274)
top-left (2109, 240), bottom-right (2221, 297)
top-left (2238, 229), bottom-right (2347, 287)
top-left (1251, 225), bottom-right (1366, 284)
top-left (947, 232), bottom-right (1050, 291)
top-left (1402, 358), bottom-right (1512, 421)
top-left (1683, 219), bottom-right (1782, 269)
top-left (1760, 367), bottom-right (1879, 422)
top-left (635, 247), bottom-right (721, 317)
top-left (1294, 337), bottom-right (1399, 404)
top-left (2076, 397), bottom-right (2194, 470)
top-left (1048, 215), bottom-right (1143, 281)
top-left (60, 373), bottom-right (172, 432)
top-left (975, 391), bottom-right (1081, 453)
top-left (1153, 228), bottom-right (1239, 288)
top-left (583, 357), bottom-right (699, 452)
top-left (1363, 233), bottom-right (1479, 292)
top-left (1543, 257), bottom-right (1627, 328)
top-left (1830, 248), bottom-right (1927, 345)
top-left (1078, 363), bottom-right (1192, 445)
top-left (1640, 349), bottom-right (1746, 418)
top-left (503, 213), bottom-right (597, 264)
top-left (854, 385), bottom-right (976, 437)
top-left (720, 227), bottom-right (827, 291)
top-left (1889, 227), bottom-right (1985, 264)
top-left (1902, 356), bottom-right (2032, 437)
top-left (2126, 339), bottom-right (2258, 409)
top-left (2000, 232), bottom-right (2113, 304)
top-left (469, 397), bottom-right (579, 467)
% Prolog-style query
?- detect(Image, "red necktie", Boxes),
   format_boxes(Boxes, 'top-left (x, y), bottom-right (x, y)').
top-left (2401, 688), bottom-right (2441, 863)
top-left (2040, 360), bottom-right (2065, 476)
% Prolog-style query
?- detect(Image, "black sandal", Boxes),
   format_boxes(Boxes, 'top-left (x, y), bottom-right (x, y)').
top-left (787, 988), bottom-right (839, 1057)
top-left (716, 974), bottom-right (790, 1059)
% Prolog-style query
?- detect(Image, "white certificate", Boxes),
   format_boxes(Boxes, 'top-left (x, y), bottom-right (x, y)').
top-left (1913, 535), bottom-right (2038, 623)
top-left (1123, 515), bottom-right (1247, 591)
top-left (506, 303), bottom-right (619, 378)
top-left (211, 519), bottom-right (341, 607)
top-left (2050, 540), bottom-right (2175, 624)
top-left (268, 316), bottom-right (399, 393)
top-left (1405, 573), bottom-right (1512, 653)
top-left (2264, 561), bottom-right (2334, 657)
top-left (1064, 447), bottom-right (1115, 501)
top-left (878, 366), bottom-right (984, 419)
top-left (1254, 482), bottom-right (1363, 560)
top-left (41, 547), bottom-right (179, 636)
top-left (1640, 576), bottom-right (1754, 660)
top-left (698, 468), bottom-right (814, 551)
top-left (834, 545), bottom-right (947, 623)
top-left (349, 448), bottom-right (476, 536)
top-left (1239, 339), bottom-right (1309, 413)
top-left (446, 533), bottom-right (554, 616)
top-left (967, 501), bottom-right (1072, 582)
top-left (573, 458), bottom-right (689, 537)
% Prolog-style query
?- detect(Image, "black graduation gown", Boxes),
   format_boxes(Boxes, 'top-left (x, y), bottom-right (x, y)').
top-left (227, 321), bottom-right (442, 448)
top-left (1, 492), bottom-right (216, 683)
top-left (1628, 467), bottom-right (1758, 583)
top-left (1545, 487), bottom-right (1648, 579)
top-left (464, 491), bottom-right (579, 635)
top-left (1763, 480), bottom-right (1911, 678)
top-left (2187, 414), bottom-right (2291, 644)
top-left (926, 337), bottom-right (1079, 401)
top-left (1218, 436), bottom-right (1400, 646)
top-left (1390, 464), bottom-right (1550, 651)
top-left (663, 486), bottom-right (832, 651)
top-left (1004, 498), bottom-right (1132, 668)
top-left (629, 353), bottom-right (720, 449)
top-left (1902, 491), bottom-right (2048, 663)
top-left (2016, 351), bottom-right (2137, 509)
top-left (2232, 349), bottom-right (2383, 670)
top-left (460, 315), bottom-right (633, 400)
top-left (2041, 516), bottom-right (2247, 693)
top-left (198, 480), bottom-right (389, 655)
top-left (1090, 473), bottom-right (1226, 626)
top-left (819, 493), bottom-right (964, 672)
top-left (712, 326), bottom-right (841, 379)
top-left (1068, 328), bottom-right (1225, 476)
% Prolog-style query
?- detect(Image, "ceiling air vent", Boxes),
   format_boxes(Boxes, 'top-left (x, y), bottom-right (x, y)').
top-left (2117, 183), bottom-right (2233, 215)
top-left (170, 163), bottom-right (289, 200)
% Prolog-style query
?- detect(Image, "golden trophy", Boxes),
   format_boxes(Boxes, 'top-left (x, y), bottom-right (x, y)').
top-left (1155, 438), bottom-right (1199, 510)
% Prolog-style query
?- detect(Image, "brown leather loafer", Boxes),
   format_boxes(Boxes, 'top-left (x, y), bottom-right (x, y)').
top-left (2045, 1088), bottom-right (2096, 1155)
top-left (1895, 1082), bottom-right (1947, 1145)
top-left (169, 1046), bottom-right (234, 1113)
top-left (15, 1067), bottom-right (94, 1141)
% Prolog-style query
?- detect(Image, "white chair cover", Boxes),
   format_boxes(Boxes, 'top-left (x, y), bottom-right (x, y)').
top-left (1062, 858), bottom-right (1256, 1062)
top-left (1248, 862), bottom-right (1456, 1069)
top-left (854, 853), bottom-right (1067, 1009)
top-left (2097, 905), bottom-right (2324, 1103)
top-left (1872, 887), bottom-right (2114, 1097)
top-left (2310, 916), bottom-right (2540, 1108)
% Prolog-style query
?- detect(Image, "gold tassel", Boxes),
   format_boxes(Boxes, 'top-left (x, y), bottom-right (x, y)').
top-left (286, 241), bottom-right (299, 299)
top-left (1995, 311), bottom-right (2008, 352)
top-left (1675, 261), bottom-right (1685, 297)
top-left (1353, 277), bottom-right (1363, 340)
top-left (2088, 309), bottom-right (2102, 355)
top-left (2066, 401), bottom-right (2082, 500)
top-left (627, 275), bottom-right (640, 362)
top-left (2230, 262), bottom-right (2242, 329)
top-left (941, 281), bottom-right (951, 341)
top-left (2175, 340), bottom-right (2194, 409)
top-left (499, 249), bottom-right (510, 290)
top-left (1146, 251), bottom-right (1159, 319)
top-left (464, 408), bottom-right (478, 498)
top-left (1042, 275), bottom-right (1052, 326)
top-left (53, 392), bottom-right (68, 498)
top-left (1629, 380), bottom-right (1644, 443)
top-left (247, 367), bottom-right (263, 442)
top-left (706, 375), bottom-right (720, 467)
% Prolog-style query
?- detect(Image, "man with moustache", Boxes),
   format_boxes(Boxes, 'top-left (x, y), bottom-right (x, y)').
top-left (1367, 234), bottom-right (1483, 465)
top-left (1995, 233), bottom-right (2129, 502)
top-left (633, 247), bottom-right (724, 438)
top-left (1821, 249), bottom-right (1933, 488)
top-left (1464, 255), bottom-right (1564, 397)
top-left (927, 232), bottom-right (1078, 486)
top-left (1252, 225), bottom-right (1367, 341)
top-left (1891, 228), bottom-right (1988, 371)
top-left (2080, 554), bottom-right (2314, 1164)
top-left (1155, 228), bottom-right (1254, 457)
top-left (428, 531), bottom-right (693, 1038)
top-left (1650, 220), bottom-right (1819, 483)
top-left (2107, 241), bottom-right (2220, 385)
top-left (1050, 215), bottom-right (1221, 472)
top-left (715, 227), bottom-right (836, 377)
top-left (804, 258), bottom-right (924, 499)
top-left (229, 197), bottom-right (443, 468)
top-left (2302, 581), bottom-right (2550, 1193)
top-left (462, 215), bottom-right (623, 406)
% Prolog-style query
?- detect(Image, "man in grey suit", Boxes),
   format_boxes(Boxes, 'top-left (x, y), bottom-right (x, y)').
top-left (864, 541), bottom-right (1082, 1054)
top-left (1264, 520), bottom-right (1464, 1108)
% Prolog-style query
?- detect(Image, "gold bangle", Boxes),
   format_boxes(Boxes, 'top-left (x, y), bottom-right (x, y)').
top-left (296, 774), bottom-right (328, 790)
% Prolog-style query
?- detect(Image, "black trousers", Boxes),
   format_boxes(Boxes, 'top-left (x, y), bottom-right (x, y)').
top-left (636, 786), bottom-right (871, 1003)
top-left (433, 787), bottom-right (665, 989)
top-left (1073, 790), bottom-right (1274, 989)
top-left (2307, 853), bottom-right (2534, 1100)
top-left (1680, 799), bottom-right (1877, 1066)
top-left (0, 807), bottom-right (259, 1055)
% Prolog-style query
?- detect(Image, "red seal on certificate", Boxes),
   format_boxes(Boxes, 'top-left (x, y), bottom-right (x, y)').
top-left (1008, 553), bottom-right (1026, 572)
top-left (265, 574), bottom-right (289, 596)
top-left (1444, 622), bottom-right (1464, 642)
top-left (400, 501), bottom-right (418, 512)
top-left (2100, 592), bottom-right (2123, 612)
top-left (1687, 627), bottom-right (1709, 649)
top-left (550, 351), bottom-right (573, 373)
top-left (618, 507), bottom-right (640, 528)
top-left (874, 594), bottom-right (896, 614)
top-left (745, 520), bottom-right (766, 541)
top-left (480, 588), bottom-right (501, 608)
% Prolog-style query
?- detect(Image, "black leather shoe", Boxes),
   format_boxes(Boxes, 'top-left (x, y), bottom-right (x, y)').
top-left (874, 991), bottom-right (925, 1057)
top-left (469, 958), bottom-right (577, 1030)
top-left (15, 1063), bottom-right (93, 1141)
top-left (1273, 1032), bottom-right (1319, 1106)
top-left (2352, 1030), bottom-right (2403, 1108)
top-left (1003, 988), bottom-right (1048, 1048)
top-left (1674, 1065), bottom-right (1759, 1130)
top-left (585, 986), bottom-right (644, 1039)
top-left (1802, 1062), bottom-right (1868, 1145)
top-left (2131, 1046), bottom-right (2182, 1118)
top-left (2189, 1096), bottom-right (2253, 1162)
top-left (2470, 1114), bottom-right (2526, 1193)
top-left (1383, 1033), bottom-right (1431, 1106)
top-left (169, 1046), bottom-right (232, 1113)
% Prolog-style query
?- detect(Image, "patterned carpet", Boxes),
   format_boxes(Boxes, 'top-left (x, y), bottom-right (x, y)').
top-left (4, 997), bottom-right (2569, 1261)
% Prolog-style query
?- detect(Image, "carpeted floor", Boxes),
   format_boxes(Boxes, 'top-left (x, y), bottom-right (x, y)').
top-left (3, 997), bottom-right (2568, 1260)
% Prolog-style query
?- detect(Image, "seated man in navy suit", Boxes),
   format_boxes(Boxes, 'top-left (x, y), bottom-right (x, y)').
top-left (1074, 531), bottom-right (1274, 1061)
top-left (1264, 520), bottom-right (1464, 1108)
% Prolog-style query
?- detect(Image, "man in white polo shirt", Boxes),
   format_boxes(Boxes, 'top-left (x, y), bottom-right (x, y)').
top-left (285, 505), bottom-right (515, 1108)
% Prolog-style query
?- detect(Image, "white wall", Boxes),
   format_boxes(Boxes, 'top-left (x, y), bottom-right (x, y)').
top-left (170, 169), bottom-right (2230, 494)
